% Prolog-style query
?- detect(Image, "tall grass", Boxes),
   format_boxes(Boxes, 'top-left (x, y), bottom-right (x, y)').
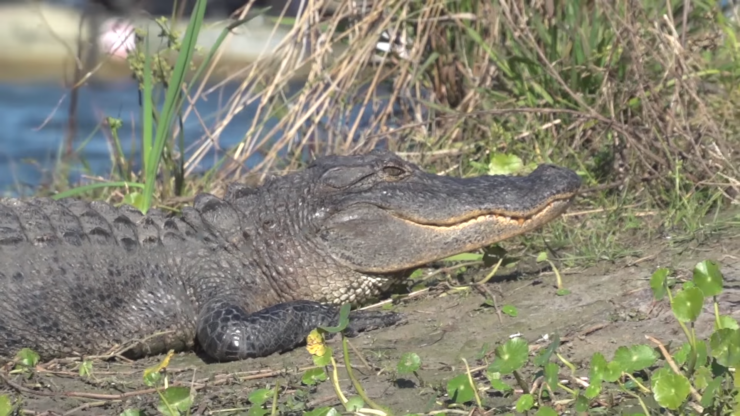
top-left (49, 0), bottom-right (740, 233)
top-left (52, 0), bottom-right (234, 212)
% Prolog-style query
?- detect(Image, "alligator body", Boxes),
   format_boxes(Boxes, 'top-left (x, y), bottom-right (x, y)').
top-left (0, 151), bottom-right (581, 363)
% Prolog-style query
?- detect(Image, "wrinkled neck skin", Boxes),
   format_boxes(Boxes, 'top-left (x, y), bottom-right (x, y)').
top-left (187, 169), bottom-right (398, 309)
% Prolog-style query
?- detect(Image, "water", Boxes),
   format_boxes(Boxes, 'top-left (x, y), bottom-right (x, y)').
top-left (0, 79), bottom-right (260, 195)
top-left (0, 0), bottom-right (431, 196)
top-left (0, 76), bottom-right (428, 197)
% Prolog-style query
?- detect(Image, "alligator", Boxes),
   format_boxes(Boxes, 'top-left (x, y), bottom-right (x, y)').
top-left (0, 151), bottom-right (581, 363)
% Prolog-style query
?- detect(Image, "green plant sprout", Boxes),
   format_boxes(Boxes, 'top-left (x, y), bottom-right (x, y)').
top-left (536, 251), bottom-right (567, 294)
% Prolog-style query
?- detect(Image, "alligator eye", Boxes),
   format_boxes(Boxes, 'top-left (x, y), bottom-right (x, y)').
top-left (382, 166), bottom-right (406, 177)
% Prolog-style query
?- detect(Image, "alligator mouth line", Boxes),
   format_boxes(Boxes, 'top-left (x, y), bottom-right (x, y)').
top-left (398, 193), bottom-right (577, 230)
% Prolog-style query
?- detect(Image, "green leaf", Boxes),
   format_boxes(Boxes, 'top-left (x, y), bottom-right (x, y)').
top-left (344, 397), bottom-right (364, 412)
top-left (674, 343), bottom-right (691, 366)
top-left (515, 394), bottom-right (535, 412)
top-left (543, 363), bottom-right (559, 390)
top-left (534, 335), bottom-right (560, 367)
top-left (591, 353), bottom-right (622, 382)
top-left (584, 379), bottom-right (602, 399)
top-left (313, 346), bottom-right (333, 367)
top-left (589, 353), bottom-right (608, 382)
top-left (447, 374), bottom-right (475, 404)
top-left (695, 340), bottom-right (709, 368)
top-left (650, 268), bottom-right (669, 300)
top-left (247, 406), bottom-right (269, 416)
top-left (0, 395), bottom-right (13, 416)
top-left (673, 341), bottom-right (708, 368)
top-left (301, 368), bottom-right (327, 386)
top-left (717, 315), bottom-right (740, 330)
top-left (486, 369), bottom-right (513, 392)
top-left (140, 0), bottom-right (207, 214)
top-left (701, 376), bottom-right (723, 408)
top-left (79, 360), bottom-right (93, 378)
top-left (693, 366), bottom-right (712, 390)
top-left (488, 153), bottom-right (524, 175)
top-left (535, 406), bottom-right (558, 416)
top-left (556, 289), bottom-right (571, 296)
top-left (502, 305), bottom-right (518, 317)
top-left (319, 303), bottom-right (351, 333)
top-left (575, 394), bottom-right (590, 412)
top-left (489, 377), bottom-right (512, 392)
top-left (15, 348), bottom-right (39, 367)
top-left (693, 260), bottom-right (724, 297)
top-left (443, 253), bottom-right (484, 262)
top-left (122, 192), bottom-right (146, 212)
top-left (612, 345), bottom-right (658, 373)
top-left (487, 337), bottom-right (529, 374)
top-left (623, 376), bottom-right (644, 390)
top-left (536, 252), bottom-right (549, 262)
top-left (651, 367), bottom-right (672, 383)
top-left (652, 369), bottom-right (690, 410)
top-left (408, 269), bottom-right (424, 280)
top-left (671, 287), bottom-right (705, 322)
top-left (469, 161), bottom-right (490, 174)
top-left (710, 328), bottom-right (740, 367)
top-left (157, 386), bottom-right (193, 416)
top-left (248, 388), bottom-right (275, 406)
top-left (397, 352), bottom-right (422, 374)
top-left (143, 371), bottom-right (162, 387)
top-left (604, 361), bottom-right (623, 382)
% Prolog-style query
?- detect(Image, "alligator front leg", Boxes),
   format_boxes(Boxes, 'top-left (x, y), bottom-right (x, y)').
top-left (196, 298), bottom-right (404, 362)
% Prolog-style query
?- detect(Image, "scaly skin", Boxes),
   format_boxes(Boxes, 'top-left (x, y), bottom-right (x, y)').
top-left (0, 150), bottom-right (581, 362)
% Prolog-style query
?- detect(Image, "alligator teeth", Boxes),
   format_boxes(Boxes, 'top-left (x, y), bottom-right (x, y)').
top-left (492, 214), bottom-right (527, 225)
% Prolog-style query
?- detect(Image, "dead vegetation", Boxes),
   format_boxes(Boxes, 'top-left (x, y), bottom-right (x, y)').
top-left (110, 0), bottom-right (736, 213)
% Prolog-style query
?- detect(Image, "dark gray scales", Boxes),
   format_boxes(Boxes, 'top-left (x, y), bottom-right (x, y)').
top-left (0, 150), bottom-right (581, 362)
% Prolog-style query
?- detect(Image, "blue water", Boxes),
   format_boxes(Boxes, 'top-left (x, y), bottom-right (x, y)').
top-left (0, 80), bottom-right (260, 195)
top-left (0, 77), bottom-right (427, 196)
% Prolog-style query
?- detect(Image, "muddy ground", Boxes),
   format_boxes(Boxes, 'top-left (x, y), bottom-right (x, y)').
top-left (3, 230), bottom-right (740, 415)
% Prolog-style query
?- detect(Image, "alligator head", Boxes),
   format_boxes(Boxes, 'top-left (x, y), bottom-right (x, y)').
top-left (228, 151), bottom-right (581, 305)
top-left (235, 151), bottom-right (580, 305)
top-left (313, 150), bottom-right (580, 269)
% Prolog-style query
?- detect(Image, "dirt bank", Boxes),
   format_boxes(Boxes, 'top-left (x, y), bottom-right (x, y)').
top-left (2, 229), bottom-right (737, 414)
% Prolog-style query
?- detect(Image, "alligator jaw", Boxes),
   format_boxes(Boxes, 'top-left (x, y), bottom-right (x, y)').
top-left (371, 197), bottom-right (573, 272)
top-left (320, 185), bottom-right (578, 274)
top-left (396, 192), bottom-right (576, 229)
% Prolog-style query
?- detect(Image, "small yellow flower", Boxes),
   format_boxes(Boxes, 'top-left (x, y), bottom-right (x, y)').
top-left (306, 329), bottom-right (326, 356)
top-left (143, 349), bottom-right (175, 379)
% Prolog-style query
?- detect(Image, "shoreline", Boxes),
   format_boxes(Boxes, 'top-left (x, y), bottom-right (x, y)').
top-left (0, 3), bottom-right (316, 83)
